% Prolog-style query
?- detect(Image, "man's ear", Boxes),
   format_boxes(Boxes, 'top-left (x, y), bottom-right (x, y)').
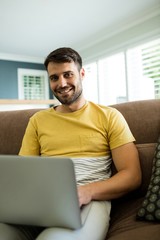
top-left (80, 68), bottom-right (85, 80)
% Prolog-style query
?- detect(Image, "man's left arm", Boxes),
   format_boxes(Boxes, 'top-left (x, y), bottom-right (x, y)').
top-left (78, 142), bottom-right (142, 207)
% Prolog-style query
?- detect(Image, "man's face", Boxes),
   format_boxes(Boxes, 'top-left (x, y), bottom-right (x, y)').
top-left (47, 61), bottom-right (85, 105)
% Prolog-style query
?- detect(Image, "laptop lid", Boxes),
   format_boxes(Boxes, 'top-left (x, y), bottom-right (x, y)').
top-left (0, 155), bottom-right (82, 230)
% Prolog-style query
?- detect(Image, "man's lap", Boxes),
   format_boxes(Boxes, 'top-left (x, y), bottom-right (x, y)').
top-left (0, 201), bottom-right (111, 240)
top-left (37, 201), bottom-right (111, 240)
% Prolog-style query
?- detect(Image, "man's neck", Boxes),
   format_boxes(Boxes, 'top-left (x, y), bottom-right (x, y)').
top-left (55, 97), bottom-right (86, 113)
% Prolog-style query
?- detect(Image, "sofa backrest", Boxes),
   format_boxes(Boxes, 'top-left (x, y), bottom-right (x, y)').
top-left (111, 99), bottom-right (160, 145)
top-left (0, 99), bottom-right (160, 196)
top-left (0, 108), bottom-right (42, 155)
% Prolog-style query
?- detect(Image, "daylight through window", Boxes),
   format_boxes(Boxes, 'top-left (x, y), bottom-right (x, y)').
top-left (83, 38), bottom-right (160, 105)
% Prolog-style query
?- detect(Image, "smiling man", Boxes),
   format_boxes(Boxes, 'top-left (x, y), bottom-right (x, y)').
top-left (48, 60), bottom-right (85, 110)
top-left (0, 47), bottom-right (141, 240)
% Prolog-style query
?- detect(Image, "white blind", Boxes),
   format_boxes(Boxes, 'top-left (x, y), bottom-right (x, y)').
top-left (142, 39), bottom-right (160, 99)
top-left (23, 75), bottom-right (45, 100)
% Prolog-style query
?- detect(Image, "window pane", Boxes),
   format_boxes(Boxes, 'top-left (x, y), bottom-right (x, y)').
top-left (83, 63), bottom-right (98, 103)
top-left (98, 53), bottom-right (126, 105)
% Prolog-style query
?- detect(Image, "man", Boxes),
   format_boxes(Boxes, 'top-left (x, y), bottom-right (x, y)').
top-left (0, 47), bottom-right (141, 240)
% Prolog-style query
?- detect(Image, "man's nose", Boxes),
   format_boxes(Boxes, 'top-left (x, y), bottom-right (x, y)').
top-left (58, 76), bottom-right (67, 87)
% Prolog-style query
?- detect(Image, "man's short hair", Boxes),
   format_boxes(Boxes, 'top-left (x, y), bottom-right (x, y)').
top-left (44, 47), bottom-right (82, 71)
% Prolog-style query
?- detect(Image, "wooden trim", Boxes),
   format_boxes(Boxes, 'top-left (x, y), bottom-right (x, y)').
top-left (0, 99), bottom-right (59, 105)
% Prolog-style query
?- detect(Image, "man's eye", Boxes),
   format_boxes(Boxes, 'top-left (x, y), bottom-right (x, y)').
top-left (50, 75), bottom-right (58, 81)
top-left (64, 72), bottom-right (73, 78)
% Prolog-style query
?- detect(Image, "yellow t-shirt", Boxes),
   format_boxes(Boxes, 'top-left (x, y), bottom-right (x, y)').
top-left (19, 101), bottom-right (135, 157)
top-left (19, 101), bottom-right (135, 185)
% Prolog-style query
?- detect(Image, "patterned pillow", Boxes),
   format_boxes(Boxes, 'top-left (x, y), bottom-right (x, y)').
top-left (137, 136), bottom-right (160, 221)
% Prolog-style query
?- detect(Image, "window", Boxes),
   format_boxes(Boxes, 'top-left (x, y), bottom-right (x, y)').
top-left (84, 38), bottom-right (160, 105)
top-left (18, 69), bottom-right (49, 100)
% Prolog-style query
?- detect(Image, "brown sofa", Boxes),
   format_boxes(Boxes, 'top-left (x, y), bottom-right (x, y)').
top-left (0, 99), bottom-right (160, 239)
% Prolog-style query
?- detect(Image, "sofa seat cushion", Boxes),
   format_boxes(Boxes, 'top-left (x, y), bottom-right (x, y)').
top-left (107, 224), bottom-right (160, 240)
top-left (107, 198), bottom-right (160, 240)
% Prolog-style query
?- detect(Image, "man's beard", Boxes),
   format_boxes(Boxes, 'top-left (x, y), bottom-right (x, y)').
top-left (54, 85), bottom-right (83, 105)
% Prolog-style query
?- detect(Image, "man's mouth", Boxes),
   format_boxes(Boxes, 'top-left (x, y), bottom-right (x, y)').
top-left (57, 87), bottom-right (73, 95)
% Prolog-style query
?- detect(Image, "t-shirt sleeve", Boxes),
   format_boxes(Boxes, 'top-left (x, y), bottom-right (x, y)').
top-left (19, 117), bottom-right (40, 156)
top-left (107, 108), bottom-right (135, 150)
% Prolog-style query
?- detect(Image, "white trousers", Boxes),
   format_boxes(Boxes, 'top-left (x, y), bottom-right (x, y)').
top-left (0, 201), bottom-right (111, 240)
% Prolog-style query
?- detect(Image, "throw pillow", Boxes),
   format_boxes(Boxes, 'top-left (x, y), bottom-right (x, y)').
top-left (137, 135), bottom-right (160, 221)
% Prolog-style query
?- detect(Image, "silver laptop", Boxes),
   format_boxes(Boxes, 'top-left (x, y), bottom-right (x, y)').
top-left (0, 155), bottom-right (82, 230)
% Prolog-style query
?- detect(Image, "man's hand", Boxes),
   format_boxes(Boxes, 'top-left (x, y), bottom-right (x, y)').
top-left (77, 185), bottom-right (92, 207)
